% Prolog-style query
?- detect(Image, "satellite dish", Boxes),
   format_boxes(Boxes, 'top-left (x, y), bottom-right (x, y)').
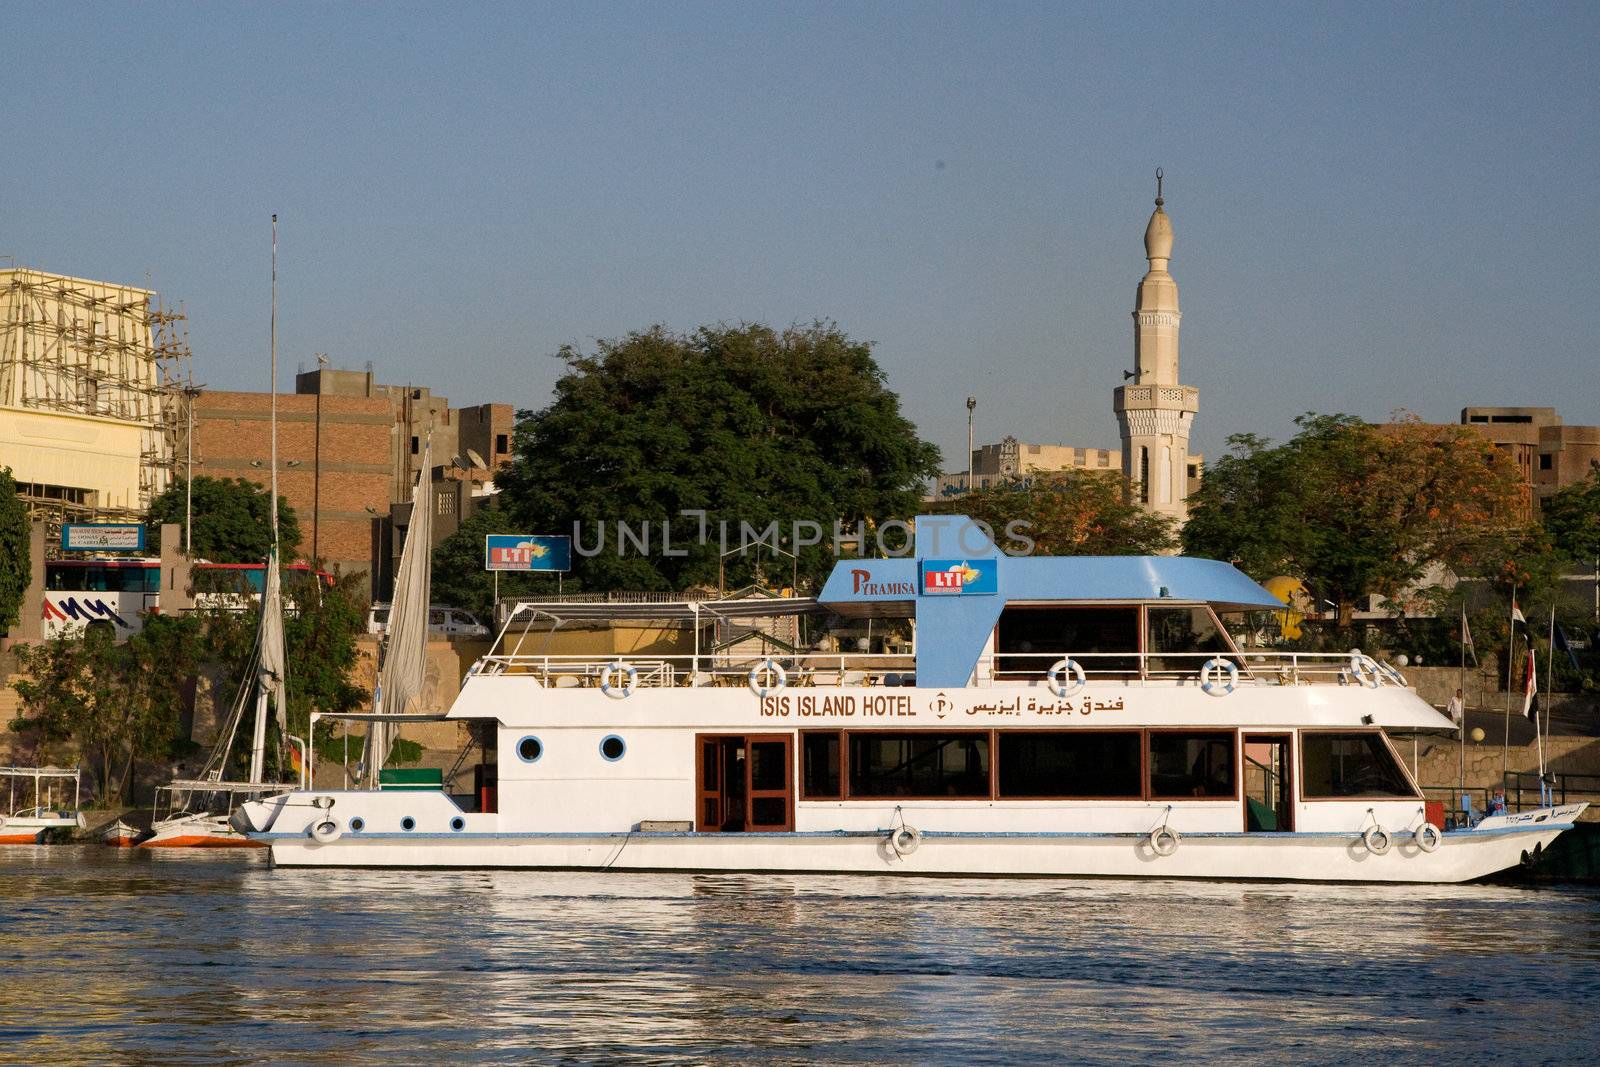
top-left (466, 449), bottom-right (488, 470)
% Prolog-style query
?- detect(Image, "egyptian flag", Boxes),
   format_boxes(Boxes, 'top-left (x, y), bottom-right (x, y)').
top-left (1511, 601), bottom-right (1528, 634)
top-left (1521, 646), bottom-right (1538, 721)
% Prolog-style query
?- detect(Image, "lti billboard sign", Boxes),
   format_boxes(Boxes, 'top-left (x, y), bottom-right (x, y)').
top-left (485, 534), bottom-right (572, 573)
top-left (62, 523), bottom-right (145, 552)
top-left (919, 558), bottom-right (998, 596)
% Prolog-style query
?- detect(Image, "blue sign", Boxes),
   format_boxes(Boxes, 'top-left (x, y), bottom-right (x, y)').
top-left (919, 558), bottom-right (998, 596)
top-left (485, 534), bottom-right (571, 573)
top-left (62, 523), bottom-right (146, 552)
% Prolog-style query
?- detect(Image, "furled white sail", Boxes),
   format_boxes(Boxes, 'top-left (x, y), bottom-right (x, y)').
top-left (248, 546), bottom-right (288, 785)
top-left (365, 437), bottom-right (433, 779)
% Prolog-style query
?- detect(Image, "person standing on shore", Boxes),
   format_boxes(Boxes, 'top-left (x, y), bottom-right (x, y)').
top-left (1447, 688), bottom-right (1466, 731)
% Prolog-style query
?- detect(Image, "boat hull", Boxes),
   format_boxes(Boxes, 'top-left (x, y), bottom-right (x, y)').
top-left (256, 820), bottom-right (1578, 883)
top-left (141, 814), bottom-right (265, 849)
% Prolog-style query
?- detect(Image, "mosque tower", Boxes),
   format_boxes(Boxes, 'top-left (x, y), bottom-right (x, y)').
top-left (1113, 169), bottom-right (1199, 522)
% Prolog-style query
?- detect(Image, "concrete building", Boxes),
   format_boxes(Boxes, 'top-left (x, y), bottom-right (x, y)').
top-left (1459, 407), bottom-right (1600, 513)
top-left (931, 438), bottom-right (1122, 499)
top-left (0, 268), bottom-right (179, 525)
top-left (1113, 172), bottom-right (1200, 522)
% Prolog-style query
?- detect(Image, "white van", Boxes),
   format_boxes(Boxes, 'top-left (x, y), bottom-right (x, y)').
top-left (367, 604), bottom-right (490, 639)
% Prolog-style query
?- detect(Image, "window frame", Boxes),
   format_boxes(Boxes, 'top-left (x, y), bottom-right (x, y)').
top-left (1296, 728), bottom-right (1422, 802)
top-left (1144, 727), bottom-right (1242, 803)
top-left (993, 728), bottom-right (1146, 801)
top-left (800, 729), bottom-right (845, 800)
top-left (992, 602), bottom-right (1147, 680)
top-left (842, 729), bottom-right (995, 801)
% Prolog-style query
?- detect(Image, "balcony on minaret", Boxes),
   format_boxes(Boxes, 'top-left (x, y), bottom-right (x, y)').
top-left (1113, 383), bottom-right (1199, 418)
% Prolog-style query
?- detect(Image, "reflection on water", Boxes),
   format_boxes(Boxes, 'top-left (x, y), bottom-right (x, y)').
top-left (1, 847), bottom-right (1598, 1064)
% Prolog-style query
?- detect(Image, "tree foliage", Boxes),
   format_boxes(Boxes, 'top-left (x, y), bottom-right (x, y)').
top-left (1542, 468), bottom-right (1600, 566)
top-left (496, 323), bottom-right (941, 591)
top-left (933, 470), bottom-right (1177, 555)
top-left (432, 499), bottom-right (563, 618)
top-left (1183, 413), bottom-right (1528, 622)
top-left (0, 468), bottom-right (28, 634)
top-left (11, 616), bottom-right (201, 803)
top-left (147, 476), bottom-right (301, 562)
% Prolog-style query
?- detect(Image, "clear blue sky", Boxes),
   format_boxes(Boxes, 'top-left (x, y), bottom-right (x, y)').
top-left (6, 3), bottom-right (1596, 469)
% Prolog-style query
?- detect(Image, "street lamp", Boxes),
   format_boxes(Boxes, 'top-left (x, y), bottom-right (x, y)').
top-left (965, 396), bottom-right (977, 494)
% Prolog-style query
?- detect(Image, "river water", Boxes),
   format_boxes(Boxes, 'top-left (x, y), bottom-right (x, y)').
top-left (1, 848), bottom-right (1597, 1065)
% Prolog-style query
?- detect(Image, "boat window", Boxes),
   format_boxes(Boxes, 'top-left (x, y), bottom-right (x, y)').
top-left (802, 732), bottom-right (842, 799)
top-left (848, 733), bottom-right (990, 798)
top-left (1300, 732), bottom-right (1417, 798)
top-left (1147, 607), bottom-right (1234, 675)
top-left (996, 731), bottom-right (1142, 798)
top-left (995, 606), bottom-right (1140, 678)
top-left (1148, 731), bottom-right (1237, 799)
top-left (516, 736), bottom-right (542, 763)
top-left (600, 735), bottom-right (626, 762)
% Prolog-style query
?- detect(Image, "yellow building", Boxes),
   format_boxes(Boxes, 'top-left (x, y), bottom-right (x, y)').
top-left (0, 268), bottom-right (177, 522)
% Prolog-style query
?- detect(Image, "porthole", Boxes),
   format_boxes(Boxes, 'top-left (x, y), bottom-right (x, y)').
top-left (600, 734), bottom-right (626, 762)
top-left (450, 816), bottom-right (465, 832)
top-left (517, 735), bottom-right (543, 763)
top-left (349, 817), bottom-right (365, 833)
top-left (401, 816), bottom-right (416, 832)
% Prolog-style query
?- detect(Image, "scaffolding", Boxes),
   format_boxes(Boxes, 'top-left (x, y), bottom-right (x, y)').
top-left (0, 268), bottom-right (186, 541)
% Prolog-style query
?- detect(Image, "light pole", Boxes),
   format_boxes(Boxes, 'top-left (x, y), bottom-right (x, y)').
top-left (965, 396), bottom-right (977, 494)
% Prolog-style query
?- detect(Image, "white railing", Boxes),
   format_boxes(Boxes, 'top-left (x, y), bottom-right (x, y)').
top-left (466, 649), bottom-right (1403, 690)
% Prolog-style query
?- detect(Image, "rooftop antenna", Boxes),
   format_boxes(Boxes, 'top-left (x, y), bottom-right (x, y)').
top-left (1155, 167), bottom-right (1164, 207)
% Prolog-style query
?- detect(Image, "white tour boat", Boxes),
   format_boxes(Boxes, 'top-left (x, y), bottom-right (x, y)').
top-left (236, 515), bottom-right (1586, 883)
top-left (0, 767), bottom-right (86, 844)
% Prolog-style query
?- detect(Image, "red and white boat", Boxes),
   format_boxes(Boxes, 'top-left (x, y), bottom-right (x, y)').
top-left (99, 818), bottom-right (145, 847)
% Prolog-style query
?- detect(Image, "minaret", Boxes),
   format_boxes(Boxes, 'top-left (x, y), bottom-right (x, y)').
top-left (1114, 169), bottom-right (1199, 522)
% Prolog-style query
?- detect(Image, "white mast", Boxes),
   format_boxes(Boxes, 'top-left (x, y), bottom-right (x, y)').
top-left (249, 215), bottom-right (282, 786)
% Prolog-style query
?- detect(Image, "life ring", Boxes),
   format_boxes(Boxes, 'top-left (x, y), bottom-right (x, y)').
top-left (1414, 823), bottom-right (1442, 853)
top-left (748, 659), bottom-right (788, 698)
top-left (1362, 826), bottom-right (1392, 855)
top-left (1150, 825), bottom-right (1180, 857)
top-left (1348, 654), bottom-right (1382, 689)
top-left (599, 663), bottom-right (638, 700)
top-left (889, 826), bottom-right (922, 856)
top-left (1199, 658), bottom-right (1240, 697)
top-left (309, 819), bottom-right (341, 844)
top-left (1045, 658), bottom-right (1087, 698)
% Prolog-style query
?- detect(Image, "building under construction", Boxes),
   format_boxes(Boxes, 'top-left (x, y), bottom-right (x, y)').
top-left (0, 268), bottom-right (191, 538)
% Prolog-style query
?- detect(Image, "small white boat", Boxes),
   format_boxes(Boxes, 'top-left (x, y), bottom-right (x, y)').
top-left (238, 515), bottom-right (1589, 884)
top-left (100, 818), bottom-right (145, 848)
top-left (0, 767), bottom-right (85, 844)
top-left (141, 783), bottom-right (275, 849)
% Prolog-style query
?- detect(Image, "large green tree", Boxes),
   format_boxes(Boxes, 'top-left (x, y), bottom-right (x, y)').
top-left (0, 468), bottom-right (28, 634)
top-left (1542, 468), bottom-right (1600, 567)
top-left (496, 323), bottom-right (941, 591)
top-left (934, 470), bottom-right (1176, 555)
top-left (433, 500), bottom-right (563, 618)
top-left (1183, 413), bottom-right (1527, 624)
top-left (147, 476), bottom-right (301, 562)
top-left (11, 616), bottom-right (202, 803)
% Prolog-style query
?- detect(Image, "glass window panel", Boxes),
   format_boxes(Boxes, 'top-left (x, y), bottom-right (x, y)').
top-left (997, 732), bottom-right (1142, 797)
top-left (1301, 732), bottom-right (1416, 798)
top-left (749, 742), bottom-right (787, 792)
top-left (1149, 732), bottom-right (1236, 798)
top-left (750, 797), bottom-right (787, 827)
top-left (996, 607), bottom-right (1140, 677)
top-left (802, 733), bottom-right (841, 799)
top-left (1147, 607), bottom-right (1233, 674)
top-left (848, 734), bottom-right (990, 798)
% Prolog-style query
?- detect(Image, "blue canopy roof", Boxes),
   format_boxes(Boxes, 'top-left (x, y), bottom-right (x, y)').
top-left (815, 515), bottom-right (1283, 687)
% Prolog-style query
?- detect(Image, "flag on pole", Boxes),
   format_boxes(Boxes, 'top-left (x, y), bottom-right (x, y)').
top-left (1461, 607), bottom-right (1478, 666)
top-left (1521, 646), bottom-right (1538, 721)
top-left (1511, 601), bottom-right (1527, 630)
top-left (1554, 623), bottom-right (1581, 673)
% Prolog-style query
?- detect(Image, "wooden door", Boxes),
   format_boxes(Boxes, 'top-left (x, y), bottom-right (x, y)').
top-left (744, 734), bottom-right (793, 831)
top-left (696, 737), bottom-right (723, 832)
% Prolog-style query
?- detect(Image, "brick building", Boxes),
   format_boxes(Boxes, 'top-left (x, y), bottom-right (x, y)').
top-left (190, 389), bottom-right (392, 579)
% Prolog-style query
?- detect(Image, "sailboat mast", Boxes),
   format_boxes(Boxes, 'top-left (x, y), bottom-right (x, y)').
top-left (249, 214), bottom-right (280, 786)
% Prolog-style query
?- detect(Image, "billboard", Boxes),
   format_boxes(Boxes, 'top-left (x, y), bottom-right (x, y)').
top-left (61, 523), bottom-right (146, 552)
top-left (919, 558), bottom-right (998, 596)
top-left (486, 534), bottom-right (572, 573)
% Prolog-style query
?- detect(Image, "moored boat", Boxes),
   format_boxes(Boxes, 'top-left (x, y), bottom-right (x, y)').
top-left (99, 818), bottom-right (146, 847)
top-left (237, 515), bottom-right (1587, 883)
top-left (0, 767), bottom-right (86, 844)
